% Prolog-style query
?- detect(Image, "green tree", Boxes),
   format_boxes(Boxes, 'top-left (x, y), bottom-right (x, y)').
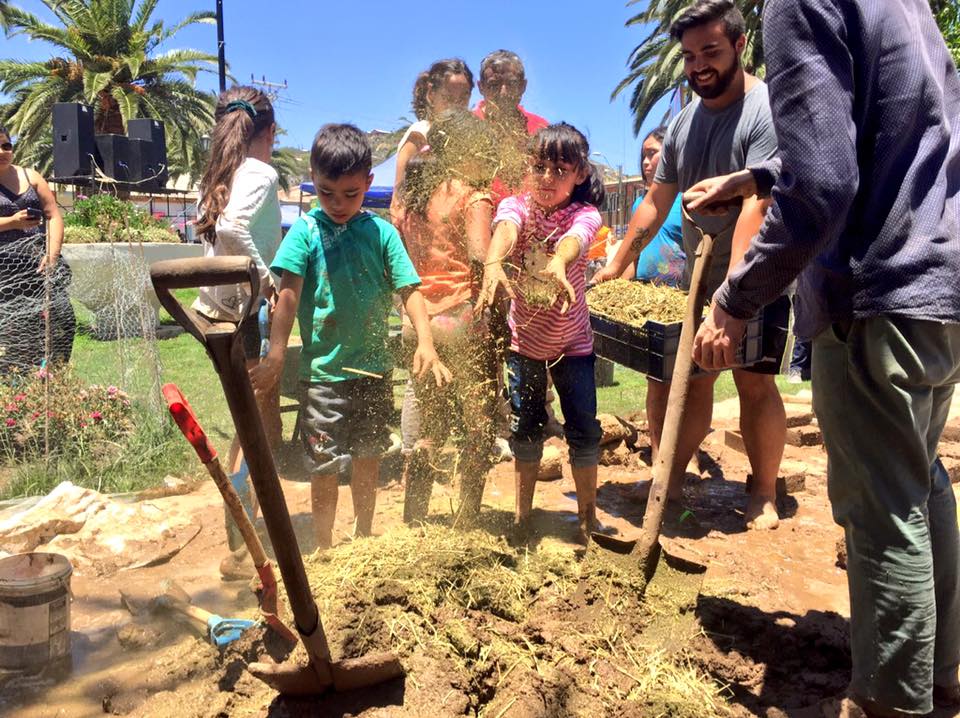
top-left (615, 0), bottom-right (956, 133)
top-left (932, 0), bottom-right (960, 67)
top-left (0, 0), bottom-right (218, 180)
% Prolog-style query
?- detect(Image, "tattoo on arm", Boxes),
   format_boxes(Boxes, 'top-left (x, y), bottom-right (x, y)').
top-left (629, 228), bottom-right (650, 253)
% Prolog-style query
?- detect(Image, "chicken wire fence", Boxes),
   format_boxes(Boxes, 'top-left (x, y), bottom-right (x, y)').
top-left (0, 226), bottom-right (165, 467)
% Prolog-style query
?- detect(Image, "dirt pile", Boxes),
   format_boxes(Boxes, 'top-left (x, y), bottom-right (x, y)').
top-left (126, 523), bottom-right (734, 717)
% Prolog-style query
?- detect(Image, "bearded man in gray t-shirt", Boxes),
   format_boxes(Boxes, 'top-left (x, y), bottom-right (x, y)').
top-left (595, 0), bottom-right (787, 530)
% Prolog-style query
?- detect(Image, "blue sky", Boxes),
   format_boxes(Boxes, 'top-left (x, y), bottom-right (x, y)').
top-left (2, 0), bottom-right (673, 175)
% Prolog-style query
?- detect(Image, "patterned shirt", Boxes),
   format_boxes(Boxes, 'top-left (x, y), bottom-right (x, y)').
top-left (713, 0), bottom-right (960, 340)
top-left (495, 194), bottom-right (601, 361)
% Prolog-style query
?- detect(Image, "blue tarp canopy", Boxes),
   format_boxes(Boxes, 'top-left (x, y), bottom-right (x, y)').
top-left (298, 153), bottom-right (396, 210)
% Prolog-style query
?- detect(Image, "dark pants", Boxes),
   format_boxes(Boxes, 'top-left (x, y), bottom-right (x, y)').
top-left (507, 351), bottom-right (601, 467)
top-left (813, 317), bottom-right (960, 713)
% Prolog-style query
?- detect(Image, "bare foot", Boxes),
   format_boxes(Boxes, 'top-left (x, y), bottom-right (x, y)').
top-left (745, 493), bottom-right (780, 530)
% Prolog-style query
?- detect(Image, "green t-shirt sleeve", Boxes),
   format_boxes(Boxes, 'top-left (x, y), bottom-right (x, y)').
top-left (270, 216), bottom-right (312, 277)
top-left (381, 222), bottom-right (421, 291)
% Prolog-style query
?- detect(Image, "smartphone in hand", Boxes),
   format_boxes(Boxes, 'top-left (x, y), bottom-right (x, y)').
top-left (26, 208), bottom-right (43, 220)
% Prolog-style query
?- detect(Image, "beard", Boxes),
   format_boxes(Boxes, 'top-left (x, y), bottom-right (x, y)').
top-left (687, 56), bottom-right (740, 99)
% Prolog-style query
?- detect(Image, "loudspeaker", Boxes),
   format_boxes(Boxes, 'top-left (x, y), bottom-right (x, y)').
top-left (94, 134), bottom-right (132, 183)
top-left (127, 118), bottom-right (168, 189)
top-left (128, 138), bottom-right (156, 190)
top-left (52, 103), bottom-right (95, 181)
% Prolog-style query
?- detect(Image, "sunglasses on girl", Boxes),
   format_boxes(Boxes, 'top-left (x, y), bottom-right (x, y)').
top-left (0, 142), bottom-right (13, 152)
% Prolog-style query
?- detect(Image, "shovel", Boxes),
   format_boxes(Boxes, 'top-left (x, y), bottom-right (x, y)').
top-left (150, 256), bottom-right (404, 696)
top-left (590, 204), bottom-right (716, 592)
top-left (161, 382), bottom-right (298, 645)
top-left (120, 579), bottom-right (255, 649)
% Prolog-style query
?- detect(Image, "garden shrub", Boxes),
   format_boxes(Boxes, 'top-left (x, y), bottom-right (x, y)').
top-left (0, 366), bottom-right (135, 463)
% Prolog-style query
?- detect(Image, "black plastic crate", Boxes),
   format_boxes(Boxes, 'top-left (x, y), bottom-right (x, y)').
top-left (590, 312), bottom-right (764, 382)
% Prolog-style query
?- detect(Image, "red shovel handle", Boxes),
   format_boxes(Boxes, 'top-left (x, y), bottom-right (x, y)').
top-left (162, 383), bottom-right (217, 464)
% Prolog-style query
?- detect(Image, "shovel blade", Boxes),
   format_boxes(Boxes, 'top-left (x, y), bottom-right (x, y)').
top-left (208, 617), bottom-right (257, 648)
top-left (248, 651), bottom-right (403, 696)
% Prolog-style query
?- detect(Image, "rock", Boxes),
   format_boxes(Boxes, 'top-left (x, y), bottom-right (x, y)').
top-left (786, 426), bottom-right (823, 447)
top-left (537, 445), bottom-right (563, 481)
top-left (598, 414), bottom-right (632, 447)
top-left (162, 475), bottom-right (186, 489)
top-left (598, 442), bottom-right (632, 467)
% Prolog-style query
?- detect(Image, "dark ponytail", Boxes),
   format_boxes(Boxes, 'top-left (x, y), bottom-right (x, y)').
top-left (572, 163), bottom-right (606, 207)
top-left (529, 122), bottom-right (605, 209)
top-left (410, 58), bottom-right (473, 121)
top-left (197, 86), bottom-right (275, 243)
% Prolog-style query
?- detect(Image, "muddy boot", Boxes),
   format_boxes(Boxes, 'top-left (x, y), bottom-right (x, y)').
top-left (220, 546), bottom-right (255, 581)
top-left (402, 449), bottom-right (434, 524)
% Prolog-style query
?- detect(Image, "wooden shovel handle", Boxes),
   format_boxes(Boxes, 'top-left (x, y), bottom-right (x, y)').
top-left (634, 227), bottom-right (715, 573)
top-left (149, 257), bottom-right (260, 363)
top-left (163, 382), bottom-right (270, 569)
top-left (204, 457), bottom-right (270, 569)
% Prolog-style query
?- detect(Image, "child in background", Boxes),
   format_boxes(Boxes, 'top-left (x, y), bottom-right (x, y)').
top-left (251, 124), bottom-right (450, 549)
top-left (391, 59), bottom-right (473, 220)
top-left (394, 110), bottom-right (500, 525)
top-left (193, 86), bottom-right (282, 566)
top-left (476, 123), bottom-right (604, 545)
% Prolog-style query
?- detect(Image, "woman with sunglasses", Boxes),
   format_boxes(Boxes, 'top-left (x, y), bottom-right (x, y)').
top-left (0, 125), bottom-right (75, 372)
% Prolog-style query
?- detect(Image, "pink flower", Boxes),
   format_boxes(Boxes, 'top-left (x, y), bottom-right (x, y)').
top-left (13, 394), bottom-right (25, 402)
top-left (31, 412), bottom-right (39, 419)
top-left (5, 418), bottom-right (14, 427)
top-left (90, 411), bottom-right (103, 422)
top-left (5, 404), bottom-right (15, 412)
top-left (36, 368), bottom-right (49, 380)
top-left (107, 386), bottom-right (118, 395)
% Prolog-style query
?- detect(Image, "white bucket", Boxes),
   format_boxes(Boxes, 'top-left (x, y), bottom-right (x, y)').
top-left (0, 553), bottom-right (72, 673)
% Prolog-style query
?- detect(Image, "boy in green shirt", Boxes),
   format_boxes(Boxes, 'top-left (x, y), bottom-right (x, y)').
top-left (252, 124), bottom-right (450, 549)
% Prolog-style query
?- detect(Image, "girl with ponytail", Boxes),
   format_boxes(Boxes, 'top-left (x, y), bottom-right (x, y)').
top-left (193, 86), bottom-right (282, 563)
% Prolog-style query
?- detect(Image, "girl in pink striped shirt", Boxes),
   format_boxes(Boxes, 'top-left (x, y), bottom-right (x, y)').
top-left (477, 123), bottom-right (604, 545)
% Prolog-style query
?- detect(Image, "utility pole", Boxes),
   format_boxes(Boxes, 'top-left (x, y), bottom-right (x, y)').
top-left (250, 74), bottom-right (288, 102)
top-left (216, 0), bottom-right (226, 93)
top-left (617, 163), bottom-right (625, 237)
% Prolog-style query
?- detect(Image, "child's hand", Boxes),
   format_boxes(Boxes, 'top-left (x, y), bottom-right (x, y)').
top-left (412, 342), bottom-right (453, 388)
top-left (250, 351), bottom-right (284, 393)
top-left (540, 256), bottom-right (577, 314)
top-left (475, 262), bottom-right (515, 313)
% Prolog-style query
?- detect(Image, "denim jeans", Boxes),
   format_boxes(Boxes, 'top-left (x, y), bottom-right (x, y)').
top-left (813, 317), bottom-right (960, 714)
top-left (507, 351), bottom-right (601, 467)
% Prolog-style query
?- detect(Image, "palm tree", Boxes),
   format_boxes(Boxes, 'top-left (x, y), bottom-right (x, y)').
top-left (613, 0), bottom-right (764, 134)
top-left (0, 0), bottom-right (218, 180)
top-left (616, 1), bottom-right (956, 133)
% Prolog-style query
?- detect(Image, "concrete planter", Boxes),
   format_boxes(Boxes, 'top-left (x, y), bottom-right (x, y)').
top-left (61, 242), bottom-right (202, 338)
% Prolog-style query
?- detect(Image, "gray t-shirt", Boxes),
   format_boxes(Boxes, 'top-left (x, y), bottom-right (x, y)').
top-left (655, 80), bottom-right (778, 295)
